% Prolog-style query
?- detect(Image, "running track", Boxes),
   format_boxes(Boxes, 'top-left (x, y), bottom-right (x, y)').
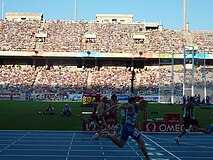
top-left (0, 130), bottom-right (212, 160)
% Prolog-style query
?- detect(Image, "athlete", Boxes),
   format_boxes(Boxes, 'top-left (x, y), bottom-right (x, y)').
top-left (92, 96), bottom-right (109, 139)
top-left (79, 104), bottom-right (98, 131)
top-left (107, 97), bottom-right (150, 160)
top-left (175, 96), bottom-right (199, 145)
top-left (95, 96), bottom-right (109, 127)
top-left (105, 94), bottom-right (119, 122)
top-left (104, 94), bottom-right (120, 135)
top-left (198, 123), bottom-right (213, 134)
top-left (110, 93), bottom-right (118, 104)
top-left (198, 112), bottom-right (213, 134)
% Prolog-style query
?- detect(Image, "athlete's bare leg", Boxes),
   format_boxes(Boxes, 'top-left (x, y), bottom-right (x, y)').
top-left (108, 135), bottom-right (150, 160)
top-left (198, 128), bottom-right (211, 134)
top-left (175, 129), bottom-right (187, 145)
top-left (136, 138), bottom-right (151, 160)
top-left (108, 135), bottom-right (125, 148)
top-left (178, 129), bottom-right (187, 138)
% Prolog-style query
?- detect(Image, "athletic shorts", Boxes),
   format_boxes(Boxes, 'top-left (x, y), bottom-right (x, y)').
top-left (183, 116), bottom-right (191, 129)
top-left (190, 118), bottom-right (199, 126)
top-left (120, 123), bottom-right (140, 141)
top-left (95, 115), bottom-right (104, 126)
top-left (183, 117), bottom-right (199, 129)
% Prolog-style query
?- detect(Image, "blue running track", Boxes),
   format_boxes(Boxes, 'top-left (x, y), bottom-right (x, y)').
top-left (0, 130), bottom-right (212, 160)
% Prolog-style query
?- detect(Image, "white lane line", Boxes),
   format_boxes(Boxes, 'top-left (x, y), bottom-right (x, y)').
top-left (0, 155), bottom-right (148, 158)
top-left (99, 142), bottom-right (105, 157)
top-left (146, 134), bottom-right (213, 149)
top-left (0, 131), bottom-right (30, 153)
top-left (127, 141), bottom-right (143, 160)
top-left (0, 148), bottom-right (151, 152)
top-left (142, 134), bottom-right (181, 160)
top-left (181, 141), bottom-right (213, 149)
top-left (65, 132), bottom-right (75, 160)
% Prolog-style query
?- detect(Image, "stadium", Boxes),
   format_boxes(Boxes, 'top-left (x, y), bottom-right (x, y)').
top-left (0, 0), bottom-right (213, 159)
top-left (1, 13), bottom-right (213, 103)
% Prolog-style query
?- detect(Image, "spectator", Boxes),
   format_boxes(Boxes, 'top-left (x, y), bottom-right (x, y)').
top-left (61, 104), bottom-right (72, 116)
top-left (2, 20), bottom-right (213, 54)
top-left (46, 104), bottom-right (54, 115)
top-left (206, 95), bottom-right (210, 106)
top-left (38, 104), bottom-right (54, 115)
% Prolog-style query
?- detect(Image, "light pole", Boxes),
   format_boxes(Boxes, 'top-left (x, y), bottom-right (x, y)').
top-left (1, 0), bottom-right (4, 20)
top-left (171, 51), bottom-right (174, 104)
top-left (183, 45), bottom-right (195, 97)
top-left (203, 48), bottom-right (207, 103)
top-left (183, 45), bottom-right (186, 96)
top-left (130, 69), bottom-right (135, 97)
top-left (191, 46), bottom-right (195, 97)
top-left (183, 0), bottom-right (186, 31)
top-left (74, 0), bottom-right (77, 20)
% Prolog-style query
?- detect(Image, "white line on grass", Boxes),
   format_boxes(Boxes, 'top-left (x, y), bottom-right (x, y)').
top-left (142, 134), bottom-right (181, 160)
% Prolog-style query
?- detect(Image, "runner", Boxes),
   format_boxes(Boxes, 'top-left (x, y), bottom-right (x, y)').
top-left (107, 97), bottom-right (150, 160)
top-left (198, 123), bottom-right (213, 134)
top-left (175, 96), bottom-right (199, 145)
top-left (92, 96), bottom-right (109, 139)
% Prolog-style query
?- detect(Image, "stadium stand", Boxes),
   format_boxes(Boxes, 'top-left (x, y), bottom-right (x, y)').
top-left (1, 20), bottom-right (213, 53)
top-left (0, 64), bottom-right (212, 102)
top-left (0, 19), bottom-right (213, 103)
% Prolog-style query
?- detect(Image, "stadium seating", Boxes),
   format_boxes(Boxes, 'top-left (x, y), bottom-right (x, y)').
top-left (1, 20), bottom-right (213, 53)
top-left (0, 20), bottom-right (212, 102)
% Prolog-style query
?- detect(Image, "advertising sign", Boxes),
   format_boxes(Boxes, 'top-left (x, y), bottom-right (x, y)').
top-left (82, 92), bottom-right (100, 106)
top-left (143, 121), bottom-right (184, 132)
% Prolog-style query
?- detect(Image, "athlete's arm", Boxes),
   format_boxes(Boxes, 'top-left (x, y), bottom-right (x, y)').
top-left (117, 104), bottom-right (133, 113)
top-left (97, 103), bottom-right (104, 118)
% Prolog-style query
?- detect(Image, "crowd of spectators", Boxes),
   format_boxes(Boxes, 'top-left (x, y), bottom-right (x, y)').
top-left (0, 64), bottom-right (212, 103)
top-left (191, 31), bottom-right (213, 53)
top-left (137, 65), bottom-right (213, 97)
top-left (0, 20), bottom-right (41, 51)
top-left (33, 65), bottom-right (88, 94)
top-left (89, 66), bottom-right (132, 94)
top-left (0, 20), bottom-right (213, 102)
top-left (1, 20), bottom-right (213, 53)
top-left (0, 65), bottom-right (37, 94)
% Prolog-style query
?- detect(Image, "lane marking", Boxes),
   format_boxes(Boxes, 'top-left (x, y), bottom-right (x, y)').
top-left (152, 158), bottom-right (169, 160)
top-left (0, 154), bottom-right (151, 158)
top-left (99, 142), bottom-right (105, 157)
top-left (181, 141), bottom-right (213, 149)
top-left (65, 132), bottom-right (75, 160)
top-left (156, 152), bottom-right (164, 156)
top-left (145, 134), bottom-right (213, 149)
top-left (147, 147), bottom-right (156, 151)
top-left (127, 141), bottom-right (143, 160)
top-left (0, 131), bottom-right (30, 153)
top-left (142, 134), bottom-right (181, 160)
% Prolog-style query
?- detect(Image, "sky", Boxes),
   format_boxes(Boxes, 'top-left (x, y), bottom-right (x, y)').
top-left (1, 0), bottom-right (213, 30)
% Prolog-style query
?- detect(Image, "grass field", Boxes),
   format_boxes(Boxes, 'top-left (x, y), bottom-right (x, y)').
top-left (0, 100), bottom-right (212, 131)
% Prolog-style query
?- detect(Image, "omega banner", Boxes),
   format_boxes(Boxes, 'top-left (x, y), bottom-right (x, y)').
top-left (143, 121), bottom-right (184, 132)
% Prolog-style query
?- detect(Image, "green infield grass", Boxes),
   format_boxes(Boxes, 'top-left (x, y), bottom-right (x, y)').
top-left (0, 100), bottom-right (212, 131)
